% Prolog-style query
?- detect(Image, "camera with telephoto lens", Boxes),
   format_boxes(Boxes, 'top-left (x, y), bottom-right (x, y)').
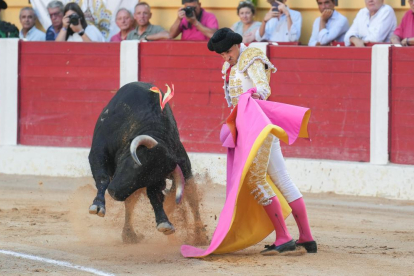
top-left (68, 13), bottom-right (81, 26)
top-left (182, 6), bottom-right (195, 17)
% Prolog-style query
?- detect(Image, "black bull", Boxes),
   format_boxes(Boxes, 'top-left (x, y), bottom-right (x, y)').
top-left (88, 82), bottom-right (204, 243)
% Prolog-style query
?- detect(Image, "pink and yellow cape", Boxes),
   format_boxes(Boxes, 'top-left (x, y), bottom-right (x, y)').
top-left (181, 90), bottom-right (311, 258)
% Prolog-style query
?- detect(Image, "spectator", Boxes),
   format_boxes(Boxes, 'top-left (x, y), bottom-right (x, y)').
top-left (256, 0), bottom-right (301, 42)
top-left (169, 0), bottom-right (218, 41)
top-left (110, 8), bottom-right (135, 42)
top-left (344, 0), bottom-right (396, 47)
top-left (308, 0), bottom-right (349, 46)
top-left (19, 7), bottom-right (45, 41)
top-left (127, 2), bottom-right (169, 41)
top-left (231, 1), bottom-right (261, 44)
top-left (390, 0), bottom-right (414, 46)
top-left (46, 0), bottom-right (64, 41)
top-left (0, 0), bottom-right (19, 38)
top-left (56, 2), bottom-right (105, 42)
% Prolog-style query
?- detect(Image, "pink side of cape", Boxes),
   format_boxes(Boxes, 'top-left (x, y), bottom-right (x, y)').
top-left (181, 91), bottom-right (310, 257)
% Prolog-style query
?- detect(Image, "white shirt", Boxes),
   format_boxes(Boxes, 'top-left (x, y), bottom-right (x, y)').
top-left (255, 8), bottom-right (302, 42)
top-left (344, 5), bottom-right (397, 46)
top-left (19, 26), bottom-right (45, 41)
top-left (308, 10), bottom-right (349, 46)
top-left (67, 25), bottom-right (105, 42)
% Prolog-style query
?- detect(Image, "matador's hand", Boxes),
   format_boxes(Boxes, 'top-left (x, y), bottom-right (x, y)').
top-left (251, 93), bottom-right (260, 99)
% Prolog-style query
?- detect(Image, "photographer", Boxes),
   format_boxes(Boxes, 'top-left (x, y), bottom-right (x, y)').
top-left (56, 2), bottom-right (104, 42)
top-left (255, 0), bottom-right (302, 42)
top-left (169, 0), bottom-right (218, 41)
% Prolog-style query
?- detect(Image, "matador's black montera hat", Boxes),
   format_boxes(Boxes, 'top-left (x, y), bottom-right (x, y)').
top-left (207, 28), bottom-right (243, 54)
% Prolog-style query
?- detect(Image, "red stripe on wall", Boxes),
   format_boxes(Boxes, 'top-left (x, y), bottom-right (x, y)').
top-left (269, 46), bottom-right (371, 161)
top-left (19, 42), bottom-right (120, 147)
top-left (390, 47), bottom-right (414, 164)
top-left (18, 42), bottom-right (377, 163)
top-left (140, 42), bottom-right (227, 154)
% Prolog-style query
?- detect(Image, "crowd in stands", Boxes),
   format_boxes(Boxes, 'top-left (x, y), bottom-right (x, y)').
top-left (1, 0), bottom-right (414, 46)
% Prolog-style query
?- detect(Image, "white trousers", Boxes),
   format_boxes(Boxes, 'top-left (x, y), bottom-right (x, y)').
top-left (268, 137), bottom-right (302, 203)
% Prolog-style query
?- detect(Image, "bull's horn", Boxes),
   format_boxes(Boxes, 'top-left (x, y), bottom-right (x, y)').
top-left (130, 135), bottom-right (158, 166)
top-left (171, 165), bottom-right (185, 204)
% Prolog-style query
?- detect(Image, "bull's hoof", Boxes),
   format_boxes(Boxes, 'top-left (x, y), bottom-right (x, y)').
top-left (122, 228), bottom-right (145, 244)
top-left (157, 222), bottom-right (175, 235)
top-left (89, 204), bottom-right (106, 217)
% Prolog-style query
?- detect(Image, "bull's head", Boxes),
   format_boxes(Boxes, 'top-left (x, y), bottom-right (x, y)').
top-left (130, 135), bottom-right (185, 204)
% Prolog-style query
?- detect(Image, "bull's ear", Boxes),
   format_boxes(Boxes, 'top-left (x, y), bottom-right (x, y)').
top-left (149, 86), bottom-right (160, 93)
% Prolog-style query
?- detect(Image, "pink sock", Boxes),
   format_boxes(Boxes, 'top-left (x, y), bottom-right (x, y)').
top-left (289, 197), bottom-right (314, 243)
top-left (263, 196), bottom-right (292, 246)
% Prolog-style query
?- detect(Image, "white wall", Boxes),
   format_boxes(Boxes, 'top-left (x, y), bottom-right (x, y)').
top-left (0, 39), bottom-right (19, 146)
top-left (0, 145), bottom-right (413, 200)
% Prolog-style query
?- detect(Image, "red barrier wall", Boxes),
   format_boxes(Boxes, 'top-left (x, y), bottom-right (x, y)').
top-left (390, 47), bottom-right (414, 165)
top-left (19, 42), bottom-right (120, 147)
top-left (269, 46), bottom-right (372, 161)
top-left (139, 42), bottom-right (227, 153)
top-left (17, 42), bottom-right (375, 163)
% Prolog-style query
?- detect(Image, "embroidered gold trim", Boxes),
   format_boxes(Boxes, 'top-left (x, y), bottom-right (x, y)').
top-left (245, 135), bottom-right (276, 206)
top-left (238, 47), bottom-right (276, 74)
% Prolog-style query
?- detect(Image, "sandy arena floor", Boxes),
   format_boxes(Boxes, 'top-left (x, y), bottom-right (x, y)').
top-left (0, 173), bottom-right (413, 276)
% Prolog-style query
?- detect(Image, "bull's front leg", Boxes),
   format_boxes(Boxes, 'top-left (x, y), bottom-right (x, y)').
top-left (147, 184), bottom-right (175, 235)
top-left (89, 176), bottom-right (110, 217)
top-left (89, 151), bottom-right (111, 217)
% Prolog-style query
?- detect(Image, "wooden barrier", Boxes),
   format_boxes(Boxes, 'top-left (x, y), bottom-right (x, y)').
top-left (269, 46), bottom-right (372, 161)
top-left (19, 42), bottom-right (120, 147)
top-left (390, 47), bottom-right (414, 165)
top-left (139, 41), bottom-right (227, 153)
top-left (139, 43), bottom-right (373, 160)
top-left (16, 42), bottom-right (414, 165)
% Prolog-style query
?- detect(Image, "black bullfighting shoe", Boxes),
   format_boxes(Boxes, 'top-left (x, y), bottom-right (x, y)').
top-left (260, 239), bottom-right (296, 255)
top-left (296, 240), bottom-right (317, 253)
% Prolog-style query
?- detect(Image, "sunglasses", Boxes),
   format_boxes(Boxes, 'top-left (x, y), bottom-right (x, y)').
top-left (49, 11), bottom-right (63, 18)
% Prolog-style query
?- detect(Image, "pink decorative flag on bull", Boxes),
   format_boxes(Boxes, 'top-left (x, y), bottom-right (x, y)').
top-left (149, 84), bottom-right (175, 111)
top-left (180, 90), bottom-right (311, 257)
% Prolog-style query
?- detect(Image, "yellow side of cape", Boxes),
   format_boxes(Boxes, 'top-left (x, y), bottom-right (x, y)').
top-left (213, 121), bottom-right (310, 254)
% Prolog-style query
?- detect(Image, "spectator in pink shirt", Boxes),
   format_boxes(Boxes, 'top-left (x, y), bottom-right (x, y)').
top-left (169, 0), bottom-right (218, 41)
top-left (390, 0), bottom-right (414, 46)
top-left (110, 8), bottom-right (135, 42)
